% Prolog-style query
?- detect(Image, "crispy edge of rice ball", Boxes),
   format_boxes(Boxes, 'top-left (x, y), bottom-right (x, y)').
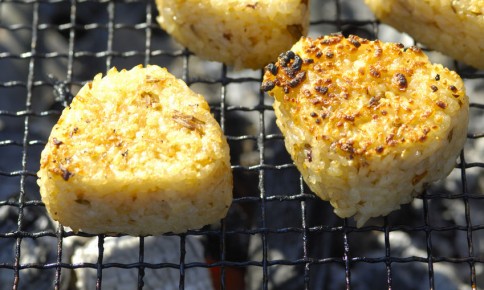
top-left (365, 0), bottom-right (484, 69)
top-left (155, 0), bottom-right (310, 70)
top-left (37, 65), bottom-right (233, 235)
top-left (261, 34), bottom-right (469, 226)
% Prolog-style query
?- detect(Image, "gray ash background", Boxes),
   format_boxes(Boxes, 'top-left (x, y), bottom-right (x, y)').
top-left (1, 0), bottom-right (483, 289)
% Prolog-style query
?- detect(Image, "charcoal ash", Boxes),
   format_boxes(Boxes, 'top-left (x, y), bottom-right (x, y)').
top-left (71, 235), bottom-right (213, 290)
top-left (0, 197), bottom-right (61, 289)
top-left (0, 0), bottom-right (483, 289)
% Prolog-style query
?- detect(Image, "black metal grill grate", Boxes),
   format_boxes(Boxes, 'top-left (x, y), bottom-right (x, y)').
top-left (1, 0), bottom-right (484, 289)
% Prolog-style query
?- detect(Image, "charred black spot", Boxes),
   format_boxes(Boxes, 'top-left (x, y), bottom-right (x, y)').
top-left (291, 55), bottom-right (303, 71)
top-left (288, 71), bottom-right (306, 88)
top-left (261, 81), bottom-right (275, 92)
top-left (278, 50), bottom-right (295, 67)
top-left (265, 63), bottom-right (278, 75)
top-left (369, 96), bottom-right (381, 107)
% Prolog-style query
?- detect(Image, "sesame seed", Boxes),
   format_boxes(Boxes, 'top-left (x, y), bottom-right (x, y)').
top-left (436, 100), bottom-right (447, 109)
top-left (304, 146), bottom-right (312, 162)
top-left (278, 50), bottom-right (295, 67)
top-left (409, 46), bottom-right (422, 53)
top-left (314, 86), bottom-right (328, 94)
top-left (369, 67), bottom-right (381, 78)
top-left (52, 138), bottom-right (63, 146)
top-left (393, 73), bottom-right (408, 91)
top-left (349, 38), bottom-right (361, 48)
top-left (344, 115), bottom-right (355, 121)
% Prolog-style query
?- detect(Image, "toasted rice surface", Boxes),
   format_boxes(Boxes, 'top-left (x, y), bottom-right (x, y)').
top-left (262, 35), bottom-right (469, 226)
top-left (365, 0), bottom-right (484, 69)
top-left (38, 65), bottom-right (233, 235)
top-left (156, 0), bottom-right (310, 69)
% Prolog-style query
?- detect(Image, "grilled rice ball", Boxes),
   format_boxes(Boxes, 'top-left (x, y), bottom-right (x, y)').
top-left (365, 0), bottom-right (484, 69)
top-left (37, 65), bottom-right (233, 235)
top-left (155, 0), bottom-right (310, 70)
top-left (262, 35), bottom-right (469, 226)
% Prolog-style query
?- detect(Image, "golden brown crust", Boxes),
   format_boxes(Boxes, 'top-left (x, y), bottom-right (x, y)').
top-left (262, 34), bottom-right (466, 162)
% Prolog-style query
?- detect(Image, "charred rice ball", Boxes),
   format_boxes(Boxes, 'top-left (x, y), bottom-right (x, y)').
top-left (262, 35), bottom-right (469, 226)
top-left (365, 0), bottom-right (484, 69)
top-left (37, 65), bottom-right (233, 235)
top-left (155, 0), bottom-right (310, 70)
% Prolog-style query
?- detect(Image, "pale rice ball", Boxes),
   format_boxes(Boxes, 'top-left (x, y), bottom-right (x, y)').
top-left (37, 65), bottom-right (233, 235)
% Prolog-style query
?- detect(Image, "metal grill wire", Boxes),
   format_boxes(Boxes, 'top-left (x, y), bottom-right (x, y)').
top-left (0, 0), bottom-right (484, 289)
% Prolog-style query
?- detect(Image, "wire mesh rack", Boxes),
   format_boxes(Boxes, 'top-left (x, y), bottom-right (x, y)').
top-left (1, 0), bottom-right (484, 289)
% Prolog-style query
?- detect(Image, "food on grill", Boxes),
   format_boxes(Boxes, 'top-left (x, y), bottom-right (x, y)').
top-left (364, 0), bottom-right (484, 69)
top-left (37, 65), bottom-right (233, 235)
top-left (155, 0), bottom-right (310, 69)
top-left (261, 34), bottom-right (469, 226)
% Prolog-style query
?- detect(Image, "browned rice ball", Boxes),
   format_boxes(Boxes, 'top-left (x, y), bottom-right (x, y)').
top-left (262, 34), bottom-right (469, 226)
